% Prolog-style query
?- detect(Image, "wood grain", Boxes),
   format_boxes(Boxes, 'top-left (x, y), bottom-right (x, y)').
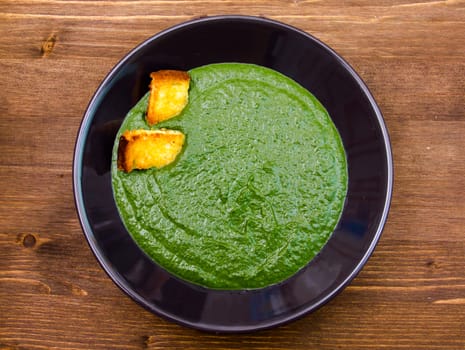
top-left (1, 0), bottom-right (465, 349)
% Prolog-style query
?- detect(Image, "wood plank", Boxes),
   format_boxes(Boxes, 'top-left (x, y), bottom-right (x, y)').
top-left (1, 2), bottom-right (464, 59)
top-left (1, 0), bottom-right (465, 348)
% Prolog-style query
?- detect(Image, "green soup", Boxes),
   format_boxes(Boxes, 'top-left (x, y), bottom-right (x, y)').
top-left (112, 63), bottom-right (347, 289)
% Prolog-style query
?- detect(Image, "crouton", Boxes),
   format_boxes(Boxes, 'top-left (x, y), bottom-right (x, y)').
top-left (117, 129), bottom-right (185, 172)
top-left (146, 70), bottom-right (190, 126)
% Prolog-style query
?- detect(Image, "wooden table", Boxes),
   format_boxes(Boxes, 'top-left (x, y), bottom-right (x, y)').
top-left (1, 1), bottom-right (465, 349)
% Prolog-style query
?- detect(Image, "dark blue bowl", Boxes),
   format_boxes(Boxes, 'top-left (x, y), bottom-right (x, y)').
top-left (73, 15), bottom-right (393, 333)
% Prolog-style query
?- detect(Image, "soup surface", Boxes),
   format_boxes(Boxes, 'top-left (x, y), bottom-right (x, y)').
top-left (112, 63), bottom-right (347, 289)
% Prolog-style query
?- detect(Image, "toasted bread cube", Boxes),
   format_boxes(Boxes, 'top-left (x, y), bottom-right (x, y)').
top-left (146, 70), bottom-right (190, 126)
top-left (117, 129), bottom-right (185, 172)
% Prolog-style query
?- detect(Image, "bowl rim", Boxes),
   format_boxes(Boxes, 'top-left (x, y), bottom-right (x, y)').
top-left (73, 14), bottom-right (393, 333)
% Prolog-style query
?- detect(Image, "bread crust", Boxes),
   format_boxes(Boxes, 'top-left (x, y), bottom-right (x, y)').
top-left (146, 70), bottom-right (190, 126)
top-left (117, 129), bottom-right (185, 172)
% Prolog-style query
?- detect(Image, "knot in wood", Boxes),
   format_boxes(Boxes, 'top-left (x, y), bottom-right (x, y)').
top-left (41, 33), bottom-right (57, 57)
top-left (22, 233), bottom-right (37, 248)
